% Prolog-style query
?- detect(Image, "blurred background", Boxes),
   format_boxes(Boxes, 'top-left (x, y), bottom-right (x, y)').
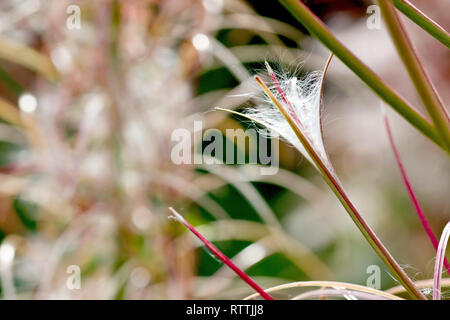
top-left (0, 0), bottom-right (448, 299)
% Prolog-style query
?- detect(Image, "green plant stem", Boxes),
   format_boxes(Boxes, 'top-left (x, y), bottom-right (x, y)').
top-left (0, 97), bottom-right (24, 128)
top-left (279, 0), bottom-right (446, 153)
top-left (378, 0), bottom-right (450, 152)
top-left (393, 0), bottom-right (450, 48)
top-left (255, 75), bottom-right (427, 300)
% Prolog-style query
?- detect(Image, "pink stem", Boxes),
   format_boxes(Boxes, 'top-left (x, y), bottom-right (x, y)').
top-left (383, 113), bottom-right (450, 274)
top-left (264, 61), bottom-right (302, 127)
top-left (168, 208), bottom-right (274, 300)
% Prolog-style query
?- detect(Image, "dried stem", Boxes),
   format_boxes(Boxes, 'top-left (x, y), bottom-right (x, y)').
top-left (245, 280), bottom-right (402, 300)
top-left (383, 110), bottom-right (450, 274)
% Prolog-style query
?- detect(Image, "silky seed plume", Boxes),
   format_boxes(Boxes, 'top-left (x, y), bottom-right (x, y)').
top-left (229, 61), bottom-right (333, 173)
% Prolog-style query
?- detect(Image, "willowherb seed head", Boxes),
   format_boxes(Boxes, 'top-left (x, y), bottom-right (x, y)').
top-left (243, 61), bottom-right (332, 171)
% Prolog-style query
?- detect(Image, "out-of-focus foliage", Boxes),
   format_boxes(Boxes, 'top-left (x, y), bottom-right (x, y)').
top-left (0, 0), bottom-right (448, 299)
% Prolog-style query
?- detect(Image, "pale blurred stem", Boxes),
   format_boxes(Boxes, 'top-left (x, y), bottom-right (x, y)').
top-left (255, 76), bottom-right (426, 300)
top-left (433, 222), bottom-right (450, 300)
top-left (393, 0), bottom-right (450, 48)
top-left (278, 0), bottom-right (446, 153)
top-left (378, 1), bottom-right (450, 152)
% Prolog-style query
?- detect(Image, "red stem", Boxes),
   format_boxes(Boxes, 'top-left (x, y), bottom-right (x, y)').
top-left (168, 208), bottom-right (274, 300)
top-left (264, 61), bottom-right (303, 127)
top-left (383, 113), bottom-right (450, 274)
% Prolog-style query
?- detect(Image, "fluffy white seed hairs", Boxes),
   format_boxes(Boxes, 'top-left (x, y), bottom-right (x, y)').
top-left (220, 59), bottom-right (333, 173)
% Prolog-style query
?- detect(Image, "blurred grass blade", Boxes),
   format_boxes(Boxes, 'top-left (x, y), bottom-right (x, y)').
top-left (168, 207), bottom-right (274, 300)
top-left (378, 0), bottom-right (450, 152)
top-left (393, 0), bottom-right (450, 48)
top-left (433, 222), bottom-right (450, 300)
top-left (0, 35), bottom-right (58, 81)
top-left (278, 0), bottom-right (444, 152)
top-left (0, 97), bottom-right (24, 127)
top-left (383, 109), bottom-right (450, 274)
